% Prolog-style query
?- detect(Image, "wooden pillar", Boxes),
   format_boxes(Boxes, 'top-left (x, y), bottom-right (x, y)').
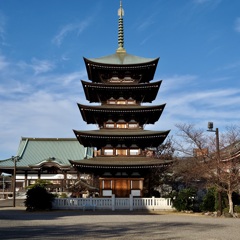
top-left (24, 171), bottom-right (28, 189)
top-left (99, 178), bottom-right (103, 197)
top-left (63, 171), bottom-right (67, 192)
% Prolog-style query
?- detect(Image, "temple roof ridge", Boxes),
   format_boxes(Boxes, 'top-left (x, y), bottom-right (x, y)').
top-left (85, 52), bottom-right (158, 65)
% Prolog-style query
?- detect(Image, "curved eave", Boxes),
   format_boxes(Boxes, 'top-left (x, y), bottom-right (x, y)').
top-left (84, 56), bottom-right (159, 83)
top-left (69, 157), bottom-right (173, 169)
top-left (73, 130), bottom-right (170, 149)
top-left (29, 160), bottom-right (71, 170)
top-left (78, 103), bottom-right (166, 125)
top-left (81, 80), bottom-right (162, 103)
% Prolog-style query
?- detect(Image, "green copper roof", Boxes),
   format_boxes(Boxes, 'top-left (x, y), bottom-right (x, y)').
top-left (86, 52), bottom-right (158, 65)
top-left (0, 137), bottom-right (93, 168)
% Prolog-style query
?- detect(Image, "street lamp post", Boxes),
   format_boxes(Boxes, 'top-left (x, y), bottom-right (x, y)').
top-left (12, 156), bottom-right (19, 207)
top-left (207, 122), bottom-right (222, 216)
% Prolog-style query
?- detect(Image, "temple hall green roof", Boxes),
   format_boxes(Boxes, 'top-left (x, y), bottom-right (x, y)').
top-left (0, 137), bottom-right (93, 168)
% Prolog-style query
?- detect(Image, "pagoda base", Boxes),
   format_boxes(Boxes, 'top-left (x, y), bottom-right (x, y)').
top-left (99, 177), bottom-right (144, 197)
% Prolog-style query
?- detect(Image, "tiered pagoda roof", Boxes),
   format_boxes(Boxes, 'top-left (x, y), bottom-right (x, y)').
top-left (84, 56), bottom-right (159, 83)
top-left (78, 103), bottom-right (166, 125)
top-left (82, 80), bottom-right (162, 103)
top-left (73, 129), bottom-right (170, 149)
top-left (70, 156), bottom-right (172, 169)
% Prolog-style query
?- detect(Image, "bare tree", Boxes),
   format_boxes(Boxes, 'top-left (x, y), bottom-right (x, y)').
top-left (146, 136), bottom-right (176, 197)
top-left (174, 123), bottom-right (240, 216)
top-left (155, 136), bottom-right (175, 160)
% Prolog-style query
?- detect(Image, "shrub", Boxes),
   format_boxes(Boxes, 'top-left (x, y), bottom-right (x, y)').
top-left (200, 188), bottom-right (216, 212)
top-left (25, 181), bottom-right (55, 211)
top-left (223, 205), bottom-right (240, 214)
top-left (172, 188), bottom-right (197, 211)
top-left (234, 205), bottom-right (240, 213)
top-left (59, 192), bottom-right (68, 198)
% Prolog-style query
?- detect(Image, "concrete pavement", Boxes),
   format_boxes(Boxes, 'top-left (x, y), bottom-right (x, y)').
top-left (0, 205), bottom-right (240, 240)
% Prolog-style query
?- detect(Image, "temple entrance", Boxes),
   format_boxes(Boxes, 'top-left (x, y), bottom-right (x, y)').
top-left (114, 179), bottom-right (128, 197)
top-left (99, 178), bottom-right (143, 197)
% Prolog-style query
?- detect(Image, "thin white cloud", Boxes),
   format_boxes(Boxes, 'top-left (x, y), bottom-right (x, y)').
top-left (0, 11), bottom-right (6, 43)
top-left (135, 9), bottom-right (161, 33)
top-left (31, 70), bottom-right (87, 90)
top-left (234, 17), bottom-right (240, 33)
top-left (31, 58), bottom-right (55, 75)
top-left (162, 87), bottom-right (240, 125)
top-left (0, 55), bottom-right (9, 70)
top-left (193, 0), bottom-right (222, 9)
top-left (172, 88), bottom-right (240, 107)
top-left (221, 61), bottom-right (240, 71)
top-left (160, 74), bottom-right (198, 93)
top-left (52, 19), bottom-right (91, 46)
top-left (194, 0), bottom-right (211, 3)
top-left (193, 0), bottom-right (221, 4)
top-left (0, 88), bottom-right (91, 159)
top-left (17, 58), bottom-right (55, 75)
top-left (147, 72), bottom-right (240, 133)
top-left (0, 57), bottom-right (86, 100)
top-left (0, 81), bottom-right (32, 96)
top-left (137, 17), bottom-right (155, 32)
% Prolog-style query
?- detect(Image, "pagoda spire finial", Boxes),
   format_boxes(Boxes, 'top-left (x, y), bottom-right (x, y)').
top-left (116, 0), bottom-right (126, 53)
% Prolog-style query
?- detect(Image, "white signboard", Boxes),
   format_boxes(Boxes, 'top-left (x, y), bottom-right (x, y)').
top-left (102, 190), bottom-right (112, 196)
top-left (131, 190), bottom-right (141, 196)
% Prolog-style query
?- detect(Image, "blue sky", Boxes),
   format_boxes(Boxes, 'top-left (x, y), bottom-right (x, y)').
top-left (0, 0), bottom-right (240, 159)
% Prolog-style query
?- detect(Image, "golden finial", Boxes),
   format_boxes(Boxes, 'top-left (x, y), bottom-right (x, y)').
top-left (118, 0), bottom-right (124, 18)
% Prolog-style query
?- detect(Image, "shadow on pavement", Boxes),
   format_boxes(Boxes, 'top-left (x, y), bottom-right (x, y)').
top-left (0, 212), bottom-right (225, 240)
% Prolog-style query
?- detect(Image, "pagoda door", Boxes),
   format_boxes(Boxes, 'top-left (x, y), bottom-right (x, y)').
top-left (114, 179), bottom-right (129, 197)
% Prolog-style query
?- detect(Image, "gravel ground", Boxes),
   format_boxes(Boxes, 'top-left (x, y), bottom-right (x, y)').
top-left (0, 206), bottom-right (240, 240)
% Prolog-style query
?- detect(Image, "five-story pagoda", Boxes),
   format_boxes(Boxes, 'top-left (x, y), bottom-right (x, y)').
top-left (70, 1), bottom-right (170, 197)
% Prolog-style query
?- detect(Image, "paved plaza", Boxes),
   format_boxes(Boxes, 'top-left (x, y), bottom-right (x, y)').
top-left (0, 204), bottom-right (240, 240)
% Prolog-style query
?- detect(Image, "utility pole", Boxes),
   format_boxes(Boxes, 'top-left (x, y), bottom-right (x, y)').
top-left (207, 122), bottom-right (222, 216)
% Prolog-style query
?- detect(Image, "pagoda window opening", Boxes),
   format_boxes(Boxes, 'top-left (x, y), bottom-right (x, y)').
top-left (127, 98), bottom-right (136, 104)
top-left (107, 98), bottom-right (137, 105)
top-left (131, 180), bottom-right (142, 189)
top-left (116, 123), bottom-right (127, 128)
top-left (103, 149), bottom-right (114, 156)
top-left (105, 122), bottom-right (115, 128)
top-left (129, 149), bottom-right (140, 156)
top-left (102, 180), bottom-right (112, 189)
top-left (108, 99), bottom-right (116, 104)
top-left (101, 147), bottom-right (142, 156)
top-left (104, 121), bottom-right (139, 129)
top-left (128, 122), bottom-right (139, 129)
top-left (109, 77), bottom-right (121, 83)
top-left (109, 76), bottom-right (135, 83)
top-left (123, 76), bottom-right (134, 82)
top-left (116, 98), bottom-right (126, 104)
top-left (116, 148), bottom-right (128, 156)
top-left (94, 149), bottom-right (101, 157)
